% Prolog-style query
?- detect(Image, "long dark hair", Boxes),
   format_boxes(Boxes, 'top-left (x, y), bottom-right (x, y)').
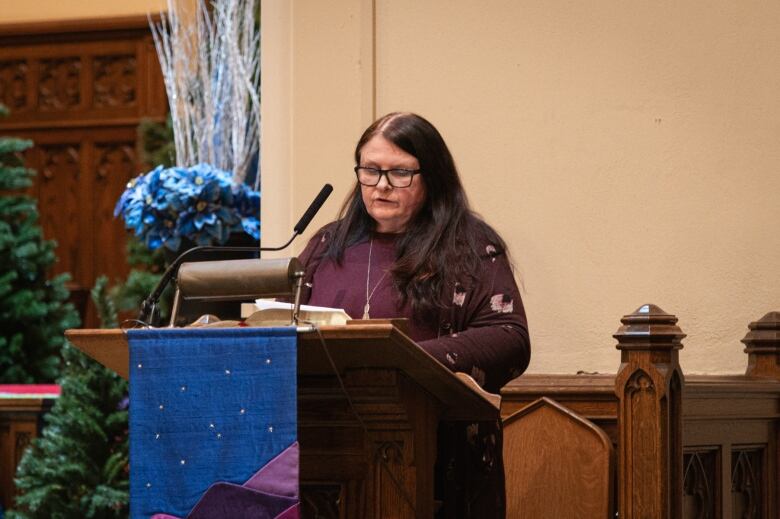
top-left (327, 112), bottom-right (508, 316)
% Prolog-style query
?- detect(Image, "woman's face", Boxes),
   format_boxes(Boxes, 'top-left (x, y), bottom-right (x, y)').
top-left (358, 134), bottom-right (427, 233)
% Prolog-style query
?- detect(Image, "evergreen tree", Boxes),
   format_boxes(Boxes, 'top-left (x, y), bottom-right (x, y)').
top-left (6, 108), bottom-right (171, 518)
top-left (138, 117), bottom-right (175, 168)
top-left (111, 236), bottom-right (169, 322)
top-left (8, 246), bottom-right (167, 518)
top-left (0, 104), bottom-right (79, 383)
top-left (8, 278), bottom-right (129, 519)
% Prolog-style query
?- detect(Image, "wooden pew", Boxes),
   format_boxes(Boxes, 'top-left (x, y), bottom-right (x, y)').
top-left (500, 306), bottom-right (780, 518)
top-left (503, 396), bottom-right (614, 518)
top-left (0, 385), bottom-right (58, 511)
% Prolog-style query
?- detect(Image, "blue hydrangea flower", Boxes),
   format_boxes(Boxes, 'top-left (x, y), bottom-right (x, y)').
top-left (114, 164), bottom-right (261, 251)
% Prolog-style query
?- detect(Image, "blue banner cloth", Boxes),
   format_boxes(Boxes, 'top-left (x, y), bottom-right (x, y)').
top-left (128, 327), bottom-right (297, 519)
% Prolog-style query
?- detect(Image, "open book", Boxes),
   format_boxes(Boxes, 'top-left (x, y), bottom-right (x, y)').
top-left (241, 299), bottom-right (351, 326)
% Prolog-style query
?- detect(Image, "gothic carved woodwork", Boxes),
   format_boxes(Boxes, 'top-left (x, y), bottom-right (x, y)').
top-left (731, 448), bottom-right (763, 519)
top-left (0, 59), bottom-right (28, 111)
top-left (300, 483), bottom-right (343, 519)
top-left (625, 370), bottom-right (657, 462)
top-left (0, 398), bottom-right (53, 511)
top-left (297, 361), bottom-right (444, 518)
top-left (38, 143), bottom-right (82, 280)
top-left (93, 142), bottom-right (137, 283)
top-left (500, 309), bottom-right (779, 519)
top-left (93, 55), bottom-right (137, 108)
top-left (371, 440), bottom-right (416, 516)
top-left (13, 431), bottom-right (31, 467)
top-left (0, 17), bottom-right (167, 327)
top-left (38, 57), bottom-right (81, 110)
top-left (614, 304), bottom-right (686, 519)
top-left (683, 449), bottom-right (718, 519)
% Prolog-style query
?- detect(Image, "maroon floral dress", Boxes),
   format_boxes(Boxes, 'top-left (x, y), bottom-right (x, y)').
top-left (297, 224), bottom-right (531, 518)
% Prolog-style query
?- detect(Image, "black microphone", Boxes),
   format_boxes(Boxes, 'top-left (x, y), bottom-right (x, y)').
top-left (294, 183), bottom-right (333, 235)
top-left (137, 184), bottom-right (334, 325)
top-left (263, 183), bottom-right (333, 252)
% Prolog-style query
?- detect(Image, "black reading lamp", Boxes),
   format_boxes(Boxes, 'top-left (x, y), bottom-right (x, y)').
top-left (137, 184), bottom-right (332, 327)
top-left (168, 256), bottom-right (305, 327)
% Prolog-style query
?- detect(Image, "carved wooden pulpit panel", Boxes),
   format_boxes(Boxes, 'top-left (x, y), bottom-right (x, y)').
top-left (0, 17), bottom-right (167, 327)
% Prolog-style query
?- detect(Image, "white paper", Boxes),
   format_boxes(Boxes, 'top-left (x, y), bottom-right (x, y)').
top-left (252, 299), bottom-right (346, 313)
top-left (241, 300), bottom-right (351, 325)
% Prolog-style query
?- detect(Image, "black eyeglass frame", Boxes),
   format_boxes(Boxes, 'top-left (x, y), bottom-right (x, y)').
top-left (354, 166), bottom-right (422, 188)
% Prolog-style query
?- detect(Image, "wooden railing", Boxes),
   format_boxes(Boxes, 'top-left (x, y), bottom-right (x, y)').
top-left (0, 386), bottom-right (58, 511)
top-left (501, 305), bottom-right (780, 518)
top-left (3, 308), bottom-right (777, 517)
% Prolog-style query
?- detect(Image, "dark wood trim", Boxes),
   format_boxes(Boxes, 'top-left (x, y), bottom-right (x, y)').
top-left (0, 14), bottom-right (163, 41)
top-left (500, 306), bottom-right (780, 518)
top-left (0, 397), bottom-right (55, 510)
top-left (0, 14), bottom-right (168, 329)
top-left (0, 116), bottom-right (166, 131)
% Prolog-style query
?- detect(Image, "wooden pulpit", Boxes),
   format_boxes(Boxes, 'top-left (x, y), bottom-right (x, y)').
top-left (67, 322), bottom-right (499, 518)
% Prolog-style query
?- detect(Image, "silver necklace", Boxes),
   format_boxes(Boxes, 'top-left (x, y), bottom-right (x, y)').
top-left (363, 238), bottom-right (389, 319)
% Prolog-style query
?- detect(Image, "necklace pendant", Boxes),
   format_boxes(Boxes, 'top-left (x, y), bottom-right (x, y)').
top-left (363, 303), bottom-right (370, 320)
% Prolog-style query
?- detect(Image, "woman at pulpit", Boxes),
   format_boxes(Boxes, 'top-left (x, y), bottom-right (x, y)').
top-left (298, 111), bottom-right (530, 518)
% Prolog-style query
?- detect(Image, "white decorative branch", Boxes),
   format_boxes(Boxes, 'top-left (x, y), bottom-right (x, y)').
top-left (150, 0), bottom-right (261, 185)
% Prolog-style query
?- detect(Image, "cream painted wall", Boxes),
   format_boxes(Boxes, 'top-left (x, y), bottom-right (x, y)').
top-left (260, 0), bottom-right (374, 252)
top-left (1, 0), bottom-right (168, 23)
top-left (262, 0), bottom-right (780, 375)
top-left (3, 0), bottom-right (774, 374)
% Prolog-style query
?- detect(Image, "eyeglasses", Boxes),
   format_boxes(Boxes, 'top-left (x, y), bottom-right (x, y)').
top-left (354, 166), bottom-right (421, 188)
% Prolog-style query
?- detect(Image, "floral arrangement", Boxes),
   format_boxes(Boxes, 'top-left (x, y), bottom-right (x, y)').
top-left (113, 0), bottom-right (262, 253)
top-left (115, 163), bottom-right (259, 251)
